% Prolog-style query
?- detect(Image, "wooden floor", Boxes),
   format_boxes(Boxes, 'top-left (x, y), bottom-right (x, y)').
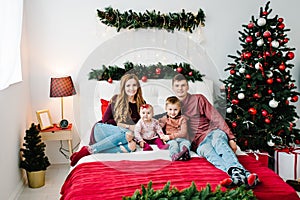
top-left (17, 163), bottom-right (300, 199)
top-left (18, 164), bottom-right (70, 200)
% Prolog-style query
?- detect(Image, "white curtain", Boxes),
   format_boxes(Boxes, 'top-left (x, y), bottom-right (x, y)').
top-left (0, 0), bottom-right (23, 90)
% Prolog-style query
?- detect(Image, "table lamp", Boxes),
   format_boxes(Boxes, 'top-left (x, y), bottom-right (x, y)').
top-left (50, 76), bottom-right (76, 128)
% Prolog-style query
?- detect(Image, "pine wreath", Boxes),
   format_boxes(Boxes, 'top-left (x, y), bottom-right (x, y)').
top-left (88, 62), bottom-right (205, 82)
top-left (97, 7), bottom-right (205, 33)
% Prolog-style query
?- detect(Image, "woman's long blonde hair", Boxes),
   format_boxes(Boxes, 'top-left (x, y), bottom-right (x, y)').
top-left (113, 74), bottom-right (145, 124)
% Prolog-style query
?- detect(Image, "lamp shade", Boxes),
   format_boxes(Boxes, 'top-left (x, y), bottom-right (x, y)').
top-left (50, 76), bottom-right (76, 97)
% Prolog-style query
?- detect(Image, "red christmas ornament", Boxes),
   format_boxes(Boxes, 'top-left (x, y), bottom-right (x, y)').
top-left (107, 77), bottom-right (113, 83)
top-left (141, 76), bottom-right (148, 82)
top-left (264, 118), bottom-right (271, 124)
top-left (277, 23), bottom-right (285, 30)
top-left (155, 68), bottom-right (161, 75)
top-left (262, 11), bottom-right (268, 16)
top-left (283, 38), bottom-right (289, 43)
top-left (230, 69), bottom-right (236, 75)
top-left (291, 95), bottom-right (299, 102)
top-left (247, 22), bottom-right (254, 29)
top-left (231, 122), bottom-right (237, 128)
top-left (295, 139), bottom-right (300, 145)
top-left (278, 18), bottom-right (284, 23)
top-left (248, 107), bottom-right (257, 115)
top-left (290, 83), bottom-right (295, 88)
top-left (266, 78), bottom-right (273, 84)
top-left (285, 100), bottom-right (290, 105)
top-left (176, 67), bottom-right (183, 73)
top-left (261, 110), bottom-right (268, 117)
top-left (188, 71), bottom-right (193, 76)
top-left (231, 99), bottom-right (239, 105)
top-left (243, 52), bottom-right (252, 59)
top-left (245, 74), bottom-right (251, 79)
top-left (267, 89), bottom-right (273, 94)
top-left (286, 52), bottom-right (295, 60)
top-left (263, 31), bottom-right (271, 38)
top-left (246, 36), bottom-right (253, 43)
top-left (253, 93), bottom-right (261, 99)
top-left (278, 63), bottom-right (286, 71)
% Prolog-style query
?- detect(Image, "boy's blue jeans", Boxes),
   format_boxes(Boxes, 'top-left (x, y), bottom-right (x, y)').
top-left (167, 138), bottom-right (191, 157)
top-left (91, 123), bottom-right (131, 153)
top-left (196, 129), bottom-right (245, 173)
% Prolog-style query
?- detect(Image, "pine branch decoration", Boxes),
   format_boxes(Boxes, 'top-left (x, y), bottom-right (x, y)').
top-left (88, 62), bottom-right (205, 82)
top-left (97, 7), bottom-right (205, 33)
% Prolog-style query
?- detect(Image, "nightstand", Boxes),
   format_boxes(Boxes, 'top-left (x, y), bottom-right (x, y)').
top-left (40, 123), bottom-right (73, 155)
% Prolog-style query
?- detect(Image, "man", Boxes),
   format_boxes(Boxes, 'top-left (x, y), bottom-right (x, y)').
top-left (172, 74), bottom-right (259, 188)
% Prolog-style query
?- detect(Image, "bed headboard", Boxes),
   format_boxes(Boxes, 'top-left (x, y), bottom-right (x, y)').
top-left (78, 78), bottom-right (214, 144)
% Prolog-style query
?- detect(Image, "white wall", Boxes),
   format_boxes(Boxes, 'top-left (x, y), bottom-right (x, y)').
top-left (0, 0), bottom-right (294, 198)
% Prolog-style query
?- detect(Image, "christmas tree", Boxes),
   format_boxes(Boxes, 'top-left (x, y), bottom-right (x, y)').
top-left (20, 123), bottom-right (51, 172)
top-left (222, 2), bottom-right (300, 152)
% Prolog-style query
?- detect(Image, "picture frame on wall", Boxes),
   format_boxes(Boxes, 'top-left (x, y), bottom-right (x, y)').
top-left (36, 109), bottom-right (53, 130)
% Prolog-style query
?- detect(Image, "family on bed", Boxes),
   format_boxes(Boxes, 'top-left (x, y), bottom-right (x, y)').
top-left (70, 73), bottom-right (260, 189)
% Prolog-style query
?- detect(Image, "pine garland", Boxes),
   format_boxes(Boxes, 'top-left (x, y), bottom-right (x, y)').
top-left (88, 62), bottom-right (205, 82)
top-left (97, 7), bottom-right (205, 32)
top-left (123, 181), bottom-right (256, 200)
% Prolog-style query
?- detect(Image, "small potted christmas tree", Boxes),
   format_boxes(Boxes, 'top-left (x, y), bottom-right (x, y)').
top-left (20, 123), bottom-right (51, 188)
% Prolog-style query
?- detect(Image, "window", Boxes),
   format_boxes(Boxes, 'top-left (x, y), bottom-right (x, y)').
top-left (0, 0), bottom-right (23, 90)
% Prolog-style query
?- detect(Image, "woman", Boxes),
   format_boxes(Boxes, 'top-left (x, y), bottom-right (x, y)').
top-left (70, 74), bottom-right (146, 166)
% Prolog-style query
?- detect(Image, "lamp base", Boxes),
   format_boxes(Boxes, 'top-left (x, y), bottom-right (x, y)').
top-left (59, 119), bottom-right (69, 129)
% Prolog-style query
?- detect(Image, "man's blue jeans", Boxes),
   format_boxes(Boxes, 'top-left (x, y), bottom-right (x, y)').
top-left (91, 123), bottom-right (131, 153)
top-left (196, 129), bottom-right (245, 173)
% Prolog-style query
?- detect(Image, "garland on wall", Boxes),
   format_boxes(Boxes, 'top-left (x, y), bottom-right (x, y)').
top-left (88, 62), bottom-right (205, 83)
top-left (97, 7), bottom-right (205, 32)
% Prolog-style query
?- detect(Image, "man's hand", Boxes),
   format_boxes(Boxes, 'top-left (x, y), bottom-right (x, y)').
top-left (229, 139), bottom-right (237, 153)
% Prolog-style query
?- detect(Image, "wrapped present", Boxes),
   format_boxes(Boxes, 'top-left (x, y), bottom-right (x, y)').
top-left (274, 148), bottom-right (300, 180)
top-left (246, 150), bottom-right (269, 167)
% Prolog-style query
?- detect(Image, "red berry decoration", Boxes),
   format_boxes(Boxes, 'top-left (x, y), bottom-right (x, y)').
top-left (267, 89), bottom-right (273, 94)
top-left (253, 93), bottom-right (261, 99)
top-left (276, 78), bottom-right (282, 83)
top-left (245, 74), bottom-right (251, 79)
top-left (261, 110), bottom-right (268, 117)
top-left (278, 18), bottom-right (284, 23)
top-left (141, 76), bottom-right (148, 82)
top-left (188, 71), bottom-right (193, 76)
top-left (262, 11), bottom-right (268, 16)
top-left (291, 95), bottom-right (299, 102)
top-left (244, 52), bottom-right (252, 59)
top-left (176, 67), bottom-right (183, 73)
top-left (277, 23), bottom-right (285, 30)
top-left (247, 22), bottom-right (254, 29)
top-left (266, 78), bottom-right (273, 84)
top-left (231, 99), bottom-right (239, 105)
top-left (278, 63), bottom-right (286, 71)
top-left (246, 36), bottom-right (253, 43)
top-left (107, 77), bottom-right (113, 83)
top-left (286, 52), bottom-right (295, 60)
top-left (283, 38), bottom-right (289, 43)
top-left (248, 107), bottom-right (257, 115)
top-left (264, 118), bottom-right (271, 124)
top-left (155, 68), bottom-right (161, 75)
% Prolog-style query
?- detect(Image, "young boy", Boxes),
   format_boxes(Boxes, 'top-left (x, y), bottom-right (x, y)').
top-left (134, 104), bottom-right (169, 151)
top-left (159, 96), bottom-right (191, 161)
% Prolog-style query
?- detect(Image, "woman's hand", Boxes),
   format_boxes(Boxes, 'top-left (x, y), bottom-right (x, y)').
top-left (139, 141), bottom-right (145, 148)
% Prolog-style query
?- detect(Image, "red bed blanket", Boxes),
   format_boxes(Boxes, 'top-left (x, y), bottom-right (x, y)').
top-left (60, 155), bottom-right (299, 200)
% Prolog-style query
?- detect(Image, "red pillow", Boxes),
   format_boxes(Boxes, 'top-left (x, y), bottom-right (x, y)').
top-left (100, 99), bottom-right (109, 115)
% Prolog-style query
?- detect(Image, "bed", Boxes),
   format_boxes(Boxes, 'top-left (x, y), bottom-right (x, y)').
top-left (62, 79), bottom-right (300, 200)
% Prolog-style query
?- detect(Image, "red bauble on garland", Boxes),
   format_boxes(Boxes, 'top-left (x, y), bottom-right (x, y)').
top-left (278, 62), bottom-right (286, 71)
top-left (266, 78), bottom-right (273, 84)
top-left (107, 77), bottom-right (113, 83)
top-left (231, 99), bottom-right (239, 105)
top-left (263, 31), bottom-right (271, 38)
top-left (246, 36), bottom-right (253, 43)
top-left (247, 22), bottom-right (254, 29)
top-left (176, 67), bottom-right (183, 73)
top-left (264, 118), bottom-right (271, 124)
top-left (231, 122), bottom-right (237, 128)
top-left (278, 18), bottom-right (284, 23)
top-left (188, 71), bottom-right (193, 76)
top-left (230, 69), bottom-right (236, 75)
top-left (155, 68), bottom-right (161, 75)
top-left (141, 76), bottom-right (148, 82)
top-left (277, 23), bottom-right (285, 30)
top-left (261, 110), bottom-right (268, 117)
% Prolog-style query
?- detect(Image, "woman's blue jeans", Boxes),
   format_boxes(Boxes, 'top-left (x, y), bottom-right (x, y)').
top-left (167, 138), bottom-right (191, 157)
top-left (90, 123), bottom-right (131, 153)
top-left (196, 129), bottom-right (245, 173)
